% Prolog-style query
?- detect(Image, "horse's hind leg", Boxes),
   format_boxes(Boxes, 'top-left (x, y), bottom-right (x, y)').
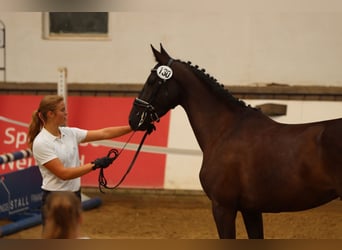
top-left (211, 202), bottom-right (237, 239)
top-left (241, 211), bottom-right (264, 239)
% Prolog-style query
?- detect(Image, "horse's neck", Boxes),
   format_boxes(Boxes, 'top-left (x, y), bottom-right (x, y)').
top-left (179, 85), bottom-right (247, 152)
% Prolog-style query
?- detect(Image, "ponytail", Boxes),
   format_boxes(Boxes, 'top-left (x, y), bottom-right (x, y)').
top-left (27, 95), bottom-right (64, 149)
top-left (27, 110), bottom-right (43, 149)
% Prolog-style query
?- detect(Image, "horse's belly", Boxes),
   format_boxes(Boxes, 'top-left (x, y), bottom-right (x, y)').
top-left (240, 189), bottom-right (338, 213)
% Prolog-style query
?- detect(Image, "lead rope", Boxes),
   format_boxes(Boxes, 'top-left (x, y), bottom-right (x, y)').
top-left (97, 130), bottom-right (150, 193)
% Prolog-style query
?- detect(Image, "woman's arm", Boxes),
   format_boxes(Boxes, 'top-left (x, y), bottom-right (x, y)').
top-left (82, 125), bottom-right (132, 143)
top-left (43, 158), bottom-right (95, 180)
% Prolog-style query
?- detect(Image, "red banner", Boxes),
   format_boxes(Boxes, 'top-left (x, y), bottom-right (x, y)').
top-left (0, 95), bottom-right (170, 188)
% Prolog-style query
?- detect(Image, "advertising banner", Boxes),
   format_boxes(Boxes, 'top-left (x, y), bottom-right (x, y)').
top-left (0, 166), bottom-right (42, 219)
top-left (0, 95), bottom-right (170, 188)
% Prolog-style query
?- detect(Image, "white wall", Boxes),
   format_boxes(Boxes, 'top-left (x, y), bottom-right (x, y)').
top-left (1, 4), bottom-right (342, 85)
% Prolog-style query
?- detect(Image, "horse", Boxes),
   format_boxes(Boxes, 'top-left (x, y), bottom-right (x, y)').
top-left (128, 44), bottom-right (342, 239)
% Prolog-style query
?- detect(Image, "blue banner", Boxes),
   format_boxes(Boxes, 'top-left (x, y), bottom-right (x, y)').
top-left (0, 166), bottom-right (42, 219)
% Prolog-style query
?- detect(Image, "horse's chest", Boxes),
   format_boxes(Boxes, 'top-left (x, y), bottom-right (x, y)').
top-left (199, 160), bottom-right (241, 201)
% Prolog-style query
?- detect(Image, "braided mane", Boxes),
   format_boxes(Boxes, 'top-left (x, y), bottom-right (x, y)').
top-left (177, 60), bottom-right (252, 108)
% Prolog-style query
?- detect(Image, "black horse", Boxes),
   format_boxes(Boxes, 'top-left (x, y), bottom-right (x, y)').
top-left (129, 44), bottom-right (342, 239)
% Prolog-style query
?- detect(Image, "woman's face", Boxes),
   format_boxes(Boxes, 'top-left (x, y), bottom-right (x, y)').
top-left (51, 101), bottom-right (67, 126)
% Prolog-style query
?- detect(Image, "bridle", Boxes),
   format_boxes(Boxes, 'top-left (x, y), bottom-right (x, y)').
top-left (96, 59), bottom-right (174, 192)
top-left (133, 98), bottom-right (160, 129)
top-left (133, 58), bottom-right (174, 128)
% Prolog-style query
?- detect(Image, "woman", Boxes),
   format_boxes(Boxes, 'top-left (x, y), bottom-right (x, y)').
top-left (27, 95), bottom-right (131, 212)
top-left (42, 191), bottom-right (85, 239)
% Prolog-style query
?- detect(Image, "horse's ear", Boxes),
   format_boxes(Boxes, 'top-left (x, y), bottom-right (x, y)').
top-left (151, 44), bottom-right (162, 62)
top-left (151, 43), bottom-right (171, 64)
top-left (160, 43), bottom-right (171, 58)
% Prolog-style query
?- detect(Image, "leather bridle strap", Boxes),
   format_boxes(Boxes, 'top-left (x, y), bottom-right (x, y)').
top-left (133, 58), bottom-right (174, 128)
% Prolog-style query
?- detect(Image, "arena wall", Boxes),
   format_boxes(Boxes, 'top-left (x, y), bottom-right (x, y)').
top-left (1, 94), bottom-right (342, 190)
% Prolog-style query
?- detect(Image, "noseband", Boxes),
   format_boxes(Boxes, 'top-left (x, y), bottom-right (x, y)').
top-left (133, 58), bottom-right (174, 128)
top-left (134, 98), bottom-right (160, 128)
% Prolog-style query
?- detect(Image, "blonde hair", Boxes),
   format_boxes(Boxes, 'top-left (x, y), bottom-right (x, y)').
top-left (27, 95), bottom-right (64, 149)
top-left (42, 191), bottom-right (82, 239)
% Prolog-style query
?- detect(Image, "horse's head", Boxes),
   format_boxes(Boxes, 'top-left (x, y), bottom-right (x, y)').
top-left (129, 44), bottom-right (182, 131)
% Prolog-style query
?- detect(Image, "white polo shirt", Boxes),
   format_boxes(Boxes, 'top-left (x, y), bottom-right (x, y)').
top-left (33, 127), bottom-right (87, 192)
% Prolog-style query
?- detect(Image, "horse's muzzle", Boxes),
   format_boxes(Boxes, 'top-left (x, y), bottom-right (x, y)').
top-left (129, 98), bottom-right (160, 131)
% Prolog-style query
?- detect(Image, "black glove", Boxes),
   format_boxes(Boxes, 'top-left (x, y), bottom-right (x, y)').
top-left (129, 119), bottom-right (154, 132)
top-left (129, 118), bottom-right (156, 134)
top-left (129, 119), bottom-right (139, 131)
top-left (92, 156), bottom-right (114, 170)
top-left (146, 123), bottom-right (156, 134)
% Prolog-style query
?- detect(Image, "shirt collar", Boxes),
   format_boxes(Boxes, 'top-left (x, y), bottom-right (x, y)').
top-left (41, 127), bottom-right (66, 141)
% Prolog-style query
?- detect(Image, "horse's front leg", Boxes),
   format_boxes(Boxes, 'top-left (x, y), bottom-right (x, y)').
top-left (241, 211), bottom-right (264, 239)
top-left (211, 201), bottom-right (238, 239)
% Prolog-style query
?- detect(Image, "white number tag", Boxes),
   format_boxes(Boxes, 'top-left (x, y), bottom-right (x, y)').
top-left (156, 65), bottom-right (173, 80)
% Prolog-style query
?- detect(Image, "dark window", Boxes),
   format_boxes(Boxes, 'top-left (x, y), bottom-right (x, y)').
top-left (49, 12), bottom-right (108, 35)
